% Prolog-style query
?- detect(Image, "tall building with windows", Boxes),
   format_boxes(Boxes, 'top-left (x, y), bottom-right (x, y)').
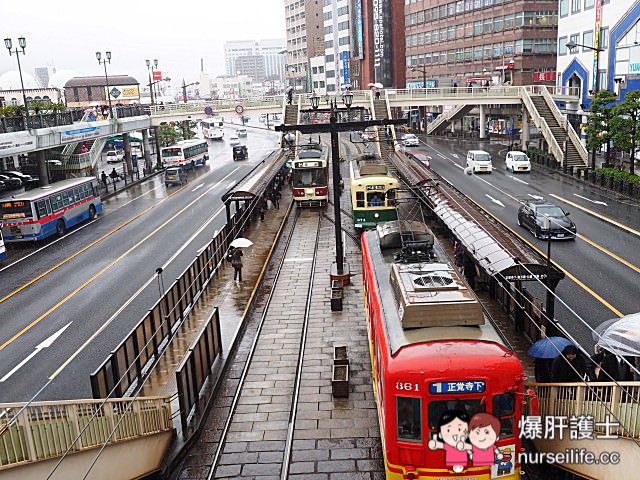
top-left (284, 0), bottom-right (325, 91)
top-left (224, 39), bottom-right (286, 83)
top-left (404, 0), bottom-right (558, 88)
top-left (323, 0), bottom-right (356, 93)
top-left (556, 0), bottom-right (640, 108)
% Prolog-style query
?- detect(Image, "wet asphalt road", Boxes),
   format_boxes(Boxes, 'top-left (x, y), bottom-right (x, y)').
top-left (0, 126), bottom-right (280, 402)
top-left (411, 136), bottom-right (640, 349)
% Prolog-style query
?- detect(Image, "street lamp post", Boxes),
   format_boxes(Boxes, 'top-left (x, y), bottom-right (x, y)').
top-left (145, 59), bottom-right (155, 106)
top-left (4, 37), bottom-right (30, 128)
top-left (566, 41), bottom-right (605, 169)
top-left (543, 214), bottom-right (555, 323)
top-left (181, 79), bottom-right (200, 104)
top-left (276, 92), bottom-right (406, 279)
top-left (96, 51), bottom-right (113, 117)
top-left (410, 66), bottom-right (427, 90)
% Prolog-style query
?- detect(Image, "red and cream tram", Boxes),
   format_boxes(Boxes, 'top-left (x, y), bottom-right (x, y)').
top-left (291, 142), bottom-right (329, 207)
top-left (362, 221), bottom-right (525, 480)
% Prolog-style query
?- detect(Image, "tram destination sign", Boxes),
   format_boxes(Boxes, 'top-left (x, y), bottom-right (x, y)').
top-left (295, 161), bottom-right (322, 168)
top-left (430, 380), bottom-right (485, 394)
top-left (366, 185), bottom-right (385, 190)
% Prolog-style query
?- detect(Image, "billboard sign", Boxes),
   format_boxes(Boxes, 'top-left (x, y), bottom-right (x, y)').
top-left (630, 45), bottom-right (640, 75)
top-left (407, 80), bottom-right (437, 89)
top-left (104, 85), bottom-right (140, 101)
top-left (593, 0), bottom-right (602, 90)
top-left (342, 51), bottom-right (350, 85)
top-left (372, 0), bottom-right (392, 86)
top-left (355, 0), bottom-right (364, 60)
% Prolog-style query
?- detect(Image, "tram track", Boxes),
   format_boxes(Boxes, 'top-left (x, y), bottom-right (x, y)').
top-left (206, 209), bottom-right (321, 480)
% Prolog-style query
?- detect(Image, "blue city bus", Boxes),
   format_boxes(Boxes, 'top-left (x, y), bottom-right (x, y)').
top-left (0, 177), bottom-right (103, 242)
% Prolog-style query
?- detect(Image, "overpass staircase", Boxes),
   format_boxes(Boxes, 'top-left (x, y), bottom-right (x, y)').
top-left (521, 87), bottom-right (588, 171)
top-left (426, 104), bottom-right (474, 135)
top-left (0, 396), bottom-right (173, 479)
top-left (526, 381), bottom-right (640, 480)
top-left (370, 93), bottom-right (396, 168)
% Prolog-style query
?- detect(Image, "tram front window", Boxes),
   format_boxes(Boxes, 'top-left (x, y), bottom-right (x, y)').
top-left (427, 399), bottom-right (485, 430)
top-left (367, 192), bottom-right (385, 207)
top-left (293, 169), bottom-right (327, 188)
top-left (397, 396), bottom-right (422, 442)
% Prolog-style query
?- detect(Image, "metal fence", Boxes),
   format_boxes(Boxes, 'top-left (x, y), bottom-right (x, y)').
top-left (90, 202), bottom-right (251, 399)
top-left (175, 308), bottom-right (222, 433)
top-left (0, 396), bottom-right (171, 469)
top-left (0, 109), bottom-right (87, 133)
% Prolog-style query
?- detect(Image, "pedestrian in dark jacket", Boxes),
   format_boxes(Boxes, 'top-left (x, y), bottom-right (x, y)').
top-left (551, 345), bottom-right (587, 382)
top-left (462, 254), bottom-right (476, 290)
top-left (586, 346), bottom-right (621, 382)
top-left (231, 247), bottom-right (243, 282)
top-left (453, 240), bottom-right (464, 271)
top-left (101, 171), bottom-right (108, 188)
top-left (534, 358), bottom-right (553, 383)
top-left (258, 196), bottom-right (267, 221)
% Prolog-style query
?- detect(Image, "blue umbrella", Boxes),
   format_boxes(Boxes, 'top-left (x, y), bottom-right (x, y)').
top-left (528, 337), bottom-right (574, 359)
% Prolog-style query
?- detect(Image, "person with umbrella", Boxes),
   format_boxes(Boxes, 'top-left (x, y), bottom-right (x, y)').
top-left (528, 336), bottom-right (575, 383)
top-left (551, 345), bottom-right (587, 382)
top-left (286, 86), bottom-right (293, 105)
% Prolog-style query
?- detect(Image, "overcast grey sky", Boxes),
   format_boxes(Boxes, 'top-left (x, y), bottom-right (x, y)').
top-left (0, 0), bottom-right (285, 90)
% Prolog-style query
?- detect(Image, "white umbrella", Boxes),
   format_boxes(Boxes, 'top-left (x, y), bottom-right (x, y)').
top-left (374, 82), bottom-right (384, 89)
top-left (596, 312), bottom-right (640, 356)
top-left (286, 86), bottom-right (294, 93)
top-left (230, 238), bottom-right (253, 248)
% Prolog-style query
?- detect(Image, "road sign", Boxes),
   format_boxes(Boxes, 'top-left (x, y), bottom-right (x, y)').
top-left (235, 105), bottom-right (244, 115)
top-left (204, 106), bottom-right (213, 115)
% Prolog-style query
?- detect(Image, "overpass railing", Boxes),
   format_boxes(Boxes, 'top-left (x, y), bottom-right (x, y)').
top-left (526, 382), bottom-right (640, 439)
top-left (0, 396), bottom-right (171, 470)
top-left (521, 87), bottom-right (564, 168)
top-left (149, 97), bottom-right (283, 116)
top-left (0, 109), bottom-right (86, 134)
top-left (540, 86), bottom-right (588, 164)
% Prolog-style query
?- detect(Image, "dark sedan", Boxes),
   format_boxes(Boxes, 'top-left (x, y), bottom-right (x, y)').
top-left (0, 174), bottom-right (22, 190)
top-left (517, 200), bottom-right (576, 240)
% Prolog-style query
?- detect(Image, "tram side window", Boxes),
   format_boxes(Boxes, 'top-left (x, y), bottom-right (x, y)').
top-left (387, 189), bottom-right (396, 206)
top-left (493, 394), bottom-right (515, 439)
top-left (367, 192), bottom-right (385, 207)
top-left (397, 396), bottom-right (422, 442)
top-left (356, 191), bottom-right (365, 208)
top-left (428, 399), bottom-right (485, 429)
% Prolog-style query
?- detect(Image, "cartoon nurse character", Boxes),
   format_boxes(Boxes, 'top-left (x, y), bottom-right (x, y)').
top-left (428, 410), bottom-right (470, 473)
top-left (467, 412), bottom-right (504, 467)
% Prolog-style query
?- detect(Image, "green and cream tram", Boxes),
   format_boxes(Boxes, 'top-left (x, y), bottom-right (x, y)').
top-left (349, 154), bottom-right (398, 229)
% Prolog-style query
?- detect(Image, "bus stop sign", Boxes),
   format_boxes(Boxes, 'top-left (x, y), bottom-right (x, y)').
top-left (204, 106), bottom-right (213, 115)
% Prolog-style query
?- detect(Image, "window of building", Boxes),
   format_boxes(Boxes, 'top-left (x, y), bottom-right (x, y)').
top-left (327, 83), bottom-right (335, 92)
top-left (504, 14), bottom-right (514, 29)
top-left (326, 70), bottom-right (335, 77)
top-left (433, 51), bottom-right (440, 63)
top-left (319, 80), bottom-right (325, 87)
top-left (558, 36), bottom-right (567, 55)
top-left (337, 5), bottom-right (349, 15)
top-left (523, 12), bottom-right (536, 26)
top-left (584, 0), bottom-right (594, 9)
top-left (534, 38), bottom-right (554, 54)
top-left (425, 52), bottom-right (432, 64)
top-left (560, 0), bottom-right (569, 16)
top-left (598, 70), bottom-right (607, 90)
top-left (417, 33), bottom-right (425, 46)
top-left (338, 20), bottom-right (349, 31)
top-left (494, 43), bottom-right (503, 57)
top-left (474, 46), bottom-right (482, 59)
top-left (599, 27), bottom-right (609, 48)
top-left (447, 2), bottom-right (455, 16)
top-left (448, 50), bottom-right (456, 63)
top-left (569, 33), bottom-right (580, 52)
top-left (484, 0), bottom-right (492, 6)
top-left (456, 1), bottom-right (464, 13)
top-left (473, 0), bottom-right (481, 9)
top-left (417, 10), bottom-right (425, 23)
top-left (338, 36), bottom-right (350, 46)
top-left (464, 47), bottom-right (472, 61)
top-left (319, 66), bottom-right (324, 73)
top-left (465, 22), bottom-right (473, 37)
top-left (484, 45), bottom-right (492, 58)
top-left (504, 42), bottom-right (514, 54)
top-left (425, 31), bottom-right (431, 44)
top-left (456, 48), bottom-right (464, 61)
top-left (474, 20), bottom-right (483, 35)
top-left (571, 0), bottom-right (580, 14)
top-left (494, 16), bottom-right (503, 32)
top-left (484, 18), bottom-right (493, 34)
top-left (432, 30), bottom-right (439, 43)
top-left (432, 6), bottom-right (439, 20)
top-left (325, 54), bottom-right (334, 63)
top-left (86, 86), bottom-right (92, 100)
top-left (323, 11), bottom-right (332, 20)
top-left (439, 5), bottom-right (447, 17)
top-left (457, 24), bottom-right (465, 38)
top-left (465, 0), bottom-right (473, 10)
top-left (448, 26), bottom-right (456, 39)
top-left (312, 67), bottom-right (318, 74)
top-left (73, 87), bottom-right (79, 102)
top-left (325, 40), bottom-right (333, 48)
top-left (583, 31), bottom-right (594, 51)
top-left (324, 26), bottom-right (333, 34)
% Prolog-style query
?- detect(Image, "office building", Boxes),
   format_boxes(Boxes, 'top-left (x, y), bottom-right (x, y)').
top-left (557, 0), bottom-right (640, 107)
top-left (224, 39), bottom-right (286, 84)
top-left (404, 0), bottom-right (559, 88)
top-left (284, 0), bottom-right (324, 91)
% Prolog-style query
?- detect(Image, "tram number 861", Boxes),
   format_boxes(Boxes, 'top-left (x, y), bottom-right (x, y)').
top-left (395, 382), bottom-right (420, 392)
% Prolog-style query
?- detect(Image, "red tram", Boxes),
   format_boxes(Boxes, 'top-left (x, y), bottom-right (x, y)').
top-left (291, 142), bottom-right (329, 207)
top-left (362, 221), bottom-right (525, 480)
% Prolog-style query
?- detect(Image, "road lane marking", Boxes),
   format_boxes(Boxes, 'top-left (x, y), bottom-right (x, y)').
top-left (573, 193), bottom-right (608, 206)
top-left (462, 194), bottom-right (624, 318)
top-left (437, 153), bottom-right (446, 159)
top-left (485, 194), bottom-right (505, 207)
top-left (528, 194), bottom-right (544, 200)
top-left (1, 322), bottom-right (72, 382)
top-left (509, 175), bottom-right (529, 185)
top-left (0, 184), bottom-right (165, 273)
top-left (0, 168), bottom-right (240, 351)
top-left (49, 204), bottom-right (226, 380)
top-left (576, 233), bottom-right (640, 275)
top-left (550, 194), bottom-right (640, 237)
top-left (192, 183), bottom-right (205, 192)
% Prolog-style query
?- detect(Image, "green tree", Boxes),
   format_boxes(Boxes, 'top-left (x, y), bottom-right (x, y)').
top-left (157, 122), bottom-right (182, 147)
top-left (611, 89), bottom-right (640, 176)
top-left (179, 120), bottom-right (197, 140)
top-left (585, 90), bottom-right (618, 165)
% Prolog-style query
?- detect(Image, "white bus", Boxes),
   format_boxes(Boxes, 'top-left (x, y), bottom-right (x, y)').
top-left (161, 139), bottom-right (210, 169)
top-left (201, 118), bottom-right (224, 140)
top-left (0, 177), bottom-right (102, 242)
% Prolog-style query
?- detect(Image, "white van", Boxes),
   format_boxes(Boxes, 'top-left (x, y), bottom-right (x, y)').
top-left (466, 150), bottom-right (493, 173)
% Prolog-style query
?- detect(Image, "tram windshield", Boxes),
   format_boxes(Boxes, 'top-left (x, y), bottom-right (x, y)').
top-left (427, 399), bottom-right (486, 429)
top-left (293, 168), bottom-right (327, 188)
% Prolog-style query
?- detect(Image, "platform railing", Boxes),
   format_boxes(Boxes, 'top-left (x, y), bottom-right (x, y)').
top-left (0, 396), bottom-right (172, 470)
top-left (527, 382), bottom-right (640, 439)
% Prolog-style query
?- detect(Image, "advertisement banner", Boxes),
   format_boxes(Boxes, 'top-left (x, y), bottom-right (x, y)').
top-left (593, 0), bottom-right (602, 90)
top-left (61, 126), bottom-right (103, 144)
top-left (104, 85), bottom-right (140, 101)
top-left (407, 80), bottom-right (437, 89)
top-left (342, 51), bottom-right (350, 86)
top-left (0, 132), bottom-right (36, 155)
top-left (355, 0), bottom-right (364, 60)
top-left (372, 0), bottom-right (392, 86)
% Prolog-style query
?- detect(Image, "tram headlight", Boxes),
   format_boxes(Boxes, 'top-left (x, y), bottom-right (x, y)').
top-left (374, 213), bottom-right (380, 219)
